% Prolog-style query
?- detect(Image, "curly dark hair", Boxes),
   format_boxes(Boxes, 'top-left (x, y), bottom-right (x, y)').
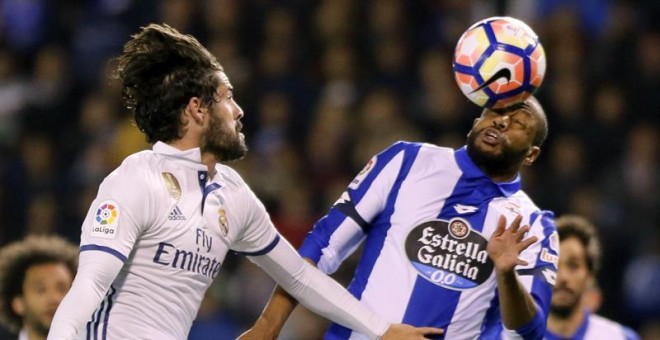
top-left (114, 23), bottom-right (223, 143)
top-left (0, 235), bottom-right (78, 333)
top-left (555, 214), bottom-right (602, 274)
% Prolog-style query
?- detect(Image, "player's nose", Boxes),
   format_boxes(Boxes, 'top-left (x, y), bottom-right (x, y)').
top-left (492, 115), bottom-right (509, 129)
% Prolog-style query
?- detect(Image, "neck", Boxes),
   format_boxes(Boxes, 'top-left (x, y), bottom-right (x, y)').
top-left (167, 138), bottom-right (217, 175)
top-left (486, 170), bottom-right (518, 183)
top-left (25, 326), bottom-right (47, 340)
top-left (481, 164), bottom-right (519, 183)
top-left (548, 307), bottom-right (585, 337)
top-left (201, 151), bottom-right (217, 177)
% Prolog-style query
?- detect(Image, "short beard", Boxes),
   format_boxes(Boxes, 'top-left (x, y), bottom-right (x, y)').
top-left (202, 115), bottom-right (248, 162)
top-left (202, 134), bottom-right (247, 162)
top-left (551, 301), bottom-right (579, 320)
top-left (24, 315), bottom-right (50, 337)
top-left (466, 129), bottom-right (528, 178)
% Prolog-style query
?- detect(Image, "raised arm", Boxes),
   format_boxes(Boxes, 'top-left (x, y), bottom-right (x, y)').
top-left (488, 214), bottom-right (558, 339)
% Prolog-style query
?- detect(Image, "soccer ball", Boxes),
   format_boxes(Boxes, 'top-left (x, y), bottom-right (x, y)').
top-left (452, 16), bottom-right (546, 110)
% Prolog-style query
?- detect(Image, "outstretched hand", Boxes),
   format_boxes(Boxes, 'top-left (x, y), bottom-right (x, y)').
top-left (487, 215), bottom-right (538, 272)
top-left (382, 324), bottom-right (444, 339)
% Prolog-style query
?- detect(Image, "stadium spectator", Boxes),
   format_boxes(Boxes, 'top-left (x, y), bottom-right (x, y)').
top-left (546, 214), bottom-right (639, 340)
top-left (0, 236), bottom-right (78, 340)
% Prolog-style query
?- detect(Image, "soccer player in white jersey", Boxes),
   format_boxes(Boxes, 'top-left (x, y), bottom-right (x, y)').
top-left (242, 96), bottom-right (560, 339)
top-left (46, 24), bottom-right (442, 340)
top-left (546, 215), bottom-right (640, 340)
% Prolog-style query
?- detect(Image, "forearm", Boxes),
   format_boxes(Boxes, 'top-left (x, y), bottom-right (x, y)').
top-left (250, 240), bottom-right (389, 339)
top-left (48, 251), bottom-right (123, 339)
top-left (496, 268), bottom-right (537, 330)
top-left (253, 285), bottom-right (299, 337)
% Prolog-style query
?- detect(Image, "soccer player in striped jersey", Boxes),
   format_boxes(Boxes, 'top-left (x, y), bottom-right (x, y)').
top-left (546, 215), bottom-right (639, 340)
top-left (46, 24), bottom-right (441, 340)
top-left (242, 96), bottom-right (559, 339)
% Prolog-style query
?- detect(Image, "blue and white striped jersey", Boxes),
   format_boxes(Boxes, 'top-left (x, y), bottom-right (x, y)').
top-left (545, 311), bottom-right (640, 340)
top-left (300, 141), bottom-right (559, 340)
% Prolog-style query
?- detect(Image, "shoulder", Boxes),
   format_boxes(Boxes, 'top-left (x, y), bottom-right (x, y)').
top-left (384, 141), bottom-right (451, 154)
top-left (215, 164), bottom-right (249, 190)
top-left (381, 141), bottom-right (455, 164)
top-left (588, 314), bottom-right (640, 340)
top-left (509, 191), bottom-right (553, 223)
top-left (98, 150), bottom-right (167, 201)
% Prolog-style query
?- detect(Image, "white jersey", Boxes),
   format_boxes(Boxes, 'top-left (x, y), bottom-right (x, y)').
top-left (299, 142), bottom-right (559, 339)
top-left (77, 142), bottom-right (278, 339)
top-left (545, 311), bottom-right (640, 340)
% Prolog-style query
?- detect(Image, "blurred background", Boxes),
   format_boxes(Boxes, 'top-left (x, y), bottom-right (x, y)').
top-left (0, 0), bottom-right (657, 339)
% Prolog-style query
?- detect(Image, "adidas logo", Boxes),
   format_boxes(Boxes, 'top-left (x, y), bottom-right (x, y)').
top-left (168, 205), bottom-right (186, 221)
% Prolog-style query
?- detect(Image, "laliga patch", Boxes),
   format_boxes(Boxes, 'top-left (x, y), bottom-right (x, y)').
top-left (405, 218), bottom-right (494, 290)
top-left (348, 157), bottom-right (376, 189)
top-left (90, 200), bottom-right (120, 239)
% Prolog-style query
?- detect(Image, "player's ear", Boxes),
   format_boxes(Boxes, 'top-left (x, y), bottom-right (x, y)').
top-left (185, 97), bottom-right (205, 123)
top-left (523, 146), bottom-right (540, 166)
top-left (11, 296), bottom-right (25, 316)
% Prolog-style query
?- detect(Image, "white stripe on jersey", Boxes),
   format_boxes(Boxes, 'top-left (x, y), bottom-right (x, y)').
top-left (300, 141), bottom-right (558, 339)
top-left (545, 311), bottom-right (640, 340)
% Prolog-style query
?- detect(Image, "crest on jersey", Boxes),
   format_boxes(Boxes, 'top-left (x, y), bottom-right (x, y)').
top-left (90, 200), bottom-right (120, 239)
top-left (161, 172), bottom-right (181, 200)
top-left (405, 218), bottom-right (494, 290)
top-left (349, 157), bottom-right (376, 189)
top-left (218, 207), bottom-right (228, 236)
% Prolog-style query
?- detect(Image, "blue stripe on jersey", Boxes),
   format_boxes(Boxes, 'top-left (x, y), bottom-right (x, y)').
top-left (92, 295), bottom-right (106, 340)
top-left (299, 210), bottom-right (351, 264)
top-left (528, 211), bottom-right (557, 313)
top-left (300, 142), bottom-right (412, 264)
top-left (236, 234), bottom-right (280, 256)
top-left (326, 143), bottom-right (423, 339)
top-left (401, 149), bottom-right (500, 337)
top-left (86, 306), bottom-right (96, 340)
top-left (479, 293), bottom-right (501, 339)
top-left (80, 244), bottom-right (127, 262)
top-left (334, 201), bottom-right (368, 230)
top-left (348, 142), bottom-right (409, 204)
top-left (199, 179), bottom-right (221, 214)
top-left (102, 286), bottom-right (117, 340)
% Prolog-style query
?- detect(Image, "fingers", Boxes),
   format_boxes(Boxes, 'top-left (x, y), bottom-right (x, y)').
top-left (519, 236), bottom-right (539, 251)
top-left (418, 327), bottom-right (444, 335)
top-left (517, 258), bottom-right (530, 266)
top-left (509, 214), bottom-right (523, 233)
top-left (494, 215), bottom-right (507, 236)
top-left (515, 225), bottom-right (530, 242)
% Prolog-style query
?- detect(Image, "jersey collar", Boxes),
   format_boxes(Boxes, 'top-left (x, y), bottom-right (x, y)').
top-left (153, 141), bottom-right (208, 171)
top-left (455, 146), bottom-right (521, 197)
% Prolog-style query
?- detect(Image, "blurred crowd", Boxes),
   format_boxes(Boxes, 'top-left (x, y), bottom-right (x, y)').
top-left (0, 0), bottom-right (657, 339)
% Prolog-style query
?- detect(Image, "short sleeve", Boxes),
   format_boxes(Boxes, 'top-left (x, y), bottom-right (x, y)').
top-left (229, 184), bottom-right (279, 255)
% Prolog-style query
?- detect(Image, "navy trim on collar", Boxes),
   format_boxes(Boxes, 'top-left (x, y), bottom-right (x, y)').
top-left (454, 146), bottom-right (521, 197)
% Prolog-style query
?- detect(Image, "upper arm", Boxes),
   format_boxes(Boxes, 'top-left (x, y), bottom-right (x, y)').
top-left (229, 183), bottom-right (280, 255)
top-left (299, 142), bottom-right (411, 273)
top-left (516, 211), bottom-right (558, 315)
top-left (79, 165), bottom-right (154, 262)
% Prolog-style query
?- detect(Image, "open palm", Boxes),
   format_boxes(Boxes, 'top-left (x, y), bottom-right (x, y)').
top-left (487, 215), bottom-right (538, 272)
